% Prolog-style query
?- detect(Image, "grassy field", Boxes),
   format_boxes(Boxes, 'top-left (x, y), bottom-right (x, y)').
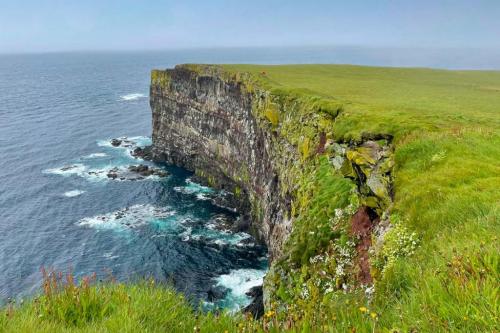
top-left (2, 64), bottom-right (499, 332)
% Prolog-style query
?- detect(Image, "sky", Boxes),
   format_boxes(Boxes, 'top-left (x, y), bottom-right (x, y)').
top-left (0, 0), bottom-right (499, 53)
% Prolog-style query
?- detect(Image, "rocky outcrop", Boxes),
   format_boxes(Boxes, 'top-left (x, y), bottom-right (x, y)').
top-left (150, 66), bottom-right (295, 260)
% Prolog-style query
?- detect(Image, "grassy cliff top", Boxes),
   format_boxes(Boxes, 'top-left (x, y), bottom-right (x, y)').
top-left (221, 64), bottom-right (500, 139)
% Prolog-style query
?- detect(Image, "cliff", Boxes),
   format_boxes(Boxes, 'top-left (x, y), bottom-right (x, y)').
top-left (149, 65), bottom-right (296, 260)
top-left (149, 65), bottom-right (398, 309)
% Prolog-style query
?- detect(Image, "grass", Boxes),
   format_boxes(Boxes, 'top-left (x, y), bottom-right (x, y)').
top-left (2, 64), bottom-right (499, 332)
top-left (0, 270), bottom-right (245, 333)
top-left (222, 64), bottom-right (500, 332)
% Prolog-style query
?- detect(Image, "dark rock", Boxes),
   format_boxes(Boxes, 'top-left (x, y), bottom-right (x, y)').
top-left (243, 285), bottom-right (264, 319)
top-left (111, 139), bottom-right (122, 147)
top-left (207, 285), bottom-right (228, 302)
top-left (60, 165), bottom-right (78, 171)
top-left (128, 164), bottom-right (150, 174)
top-left (131, 146), bottom-right (153, 160)
top-left (128, 164), bottom-right (168, 178)
top-left (106, 167), bottom-right (119, 179)
top-left (231, 215), bottom-right (251, 233)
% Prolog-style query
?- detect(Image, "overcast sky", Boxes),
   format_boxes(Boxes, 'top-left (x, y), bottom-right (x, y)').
top-left (1, 0), bottom-right (499, 53)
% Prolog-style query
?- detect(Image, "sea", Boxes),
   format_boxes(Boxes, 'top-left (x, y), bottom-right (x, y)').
top-left (0, 46), bottom-right (498, 310)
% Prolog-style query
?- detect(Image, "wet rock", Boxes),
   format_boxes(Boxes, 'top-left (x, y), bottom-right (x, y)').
top-left (243, 285), bottom-right (264, 319)
top-left (60, 165), bottom-right (78, 171)
top-left (106, 167), bottom-right (119, 179)
top-left (111, 139), bottom-right (122, 147)
top-left (231, 215), bottom-right (251, 233)
top-left (128, 165), bottom-right (168, 178)
top-left (131, 146), bottom-right (153, 160)
top-left (128, 164), bottom-right (152, 175)
top-left (210, 191), bottom-right (239, 212)
top-left (207, 285), bottom-right (228, 302)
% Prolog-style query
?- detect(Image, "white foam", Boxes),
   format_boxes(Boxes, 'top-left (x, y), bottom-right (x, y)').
top-left (44, 164), bottom-right (87, 176)
top-left (174, 178), bottom-right (214, 200)
top-left (102, 253), bottom-right (120, 260)
top-left (196, 193), bottom-right (211, 200)
top-left (97, 136), bottom-right (152, 158)
top-left (120, 93), bottom-right (146, 101)
top-left (83, 153), bottom-right (108, 159)
top-left (46, 163), bottom-right (163, 183)
top-left (64, 190), bottom-right (85, 197)
top-left (77, 204), bottom-right (175, 231)
top-left (215, 268), bottom-right (267, 311)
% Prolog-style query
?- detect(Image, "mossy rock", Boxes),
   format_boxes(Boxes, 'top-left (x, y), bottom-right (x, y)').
top-left (366, 172), bottom-right (391, 205)
top-left (346, 147), bottom-right (377, 166)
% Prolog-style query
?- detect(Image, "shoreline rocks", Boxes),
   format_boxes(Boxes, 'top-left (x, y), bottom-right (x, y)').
top-left (131, 146), bottom-right (153, 160)
top-left (106, 164), bottom-right (168, 181)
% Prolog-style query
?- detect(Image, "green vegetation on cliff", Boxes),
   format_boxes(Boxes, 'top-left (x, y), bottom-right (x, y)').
top-left (2, 65), bottom-right (499, 332)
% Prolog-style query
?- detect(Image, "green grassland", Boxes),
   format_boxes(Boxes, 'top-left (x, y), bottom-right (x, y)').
top-left (2, 65), bottom-right (499, 332)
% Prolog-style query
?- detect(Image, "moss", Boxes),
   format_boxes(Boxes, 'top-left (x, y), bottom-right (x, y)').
top-left (264, 103), bottom-right (280, 127)
top-left (234, 185), bottom-right (242, 197)
top-left (151, 70), bottom-right (170, 89)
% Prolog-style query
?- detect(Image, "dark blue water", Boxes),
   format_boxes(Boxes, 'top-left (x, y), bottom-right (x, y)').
top-left (0, 52), bottom-right (273, 310)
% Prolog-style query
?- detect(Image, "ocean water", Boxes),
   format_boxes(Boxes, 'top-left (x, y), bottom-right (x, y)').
top-left (0, 47), bottom-right (497, 311)
top-left (0, 52), bottom-right (273, 311)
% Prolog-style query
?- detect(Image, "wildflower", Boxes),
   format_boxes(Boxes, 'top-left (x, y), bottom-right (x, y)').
top-left (359, 306), bottom-right (368, 313)
top-left (370, 312), bottom-right (378, 319)
top-left (265, 310), bottom-right (275, 318)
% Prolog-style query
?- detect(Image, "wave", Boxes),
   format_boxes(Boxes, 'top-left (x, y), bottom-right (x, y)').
top-left (44, 163), bottom-right (87, 176)
top-left (174, 178), bottom-right (215, 201)
top-left (215, 268), bottom-right (267, 311)
top-left (63, 190), bottom-right (86, 197)
top-left (179, 219), bottom-right (252, 247)
top-left (77, 204), bottom-right (176, 231)
top-left (120, 93), bottom-right (146, 101)
top-left (45, 164), bottom-right (165, 182)
top-left (83, 153), bottom-right (108, 159)
top-left (96, 136), bottom-right (152, 158)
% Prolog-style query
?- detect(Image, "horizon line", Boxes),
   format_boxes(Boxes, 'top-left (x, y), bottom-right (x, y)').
top-left (2, 44), bottom-right (500, 56)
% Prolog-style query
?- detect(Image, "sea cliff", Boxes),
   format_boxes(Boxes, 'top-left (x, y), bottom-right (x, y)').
top-left (149, 65), bottom-right (396, 309)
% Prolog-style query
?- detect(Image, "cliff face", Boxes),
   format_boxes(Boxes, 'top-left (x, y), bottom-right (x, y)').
top-left (150, 65), bottom-right (396, 311)
top-left (150, 66), bottom-right (295, 260)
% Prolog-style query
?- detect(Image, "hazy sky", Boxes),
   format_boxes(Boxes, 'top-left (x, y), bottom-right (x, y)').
top-left (0, 0), bottom-right (499, 53)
